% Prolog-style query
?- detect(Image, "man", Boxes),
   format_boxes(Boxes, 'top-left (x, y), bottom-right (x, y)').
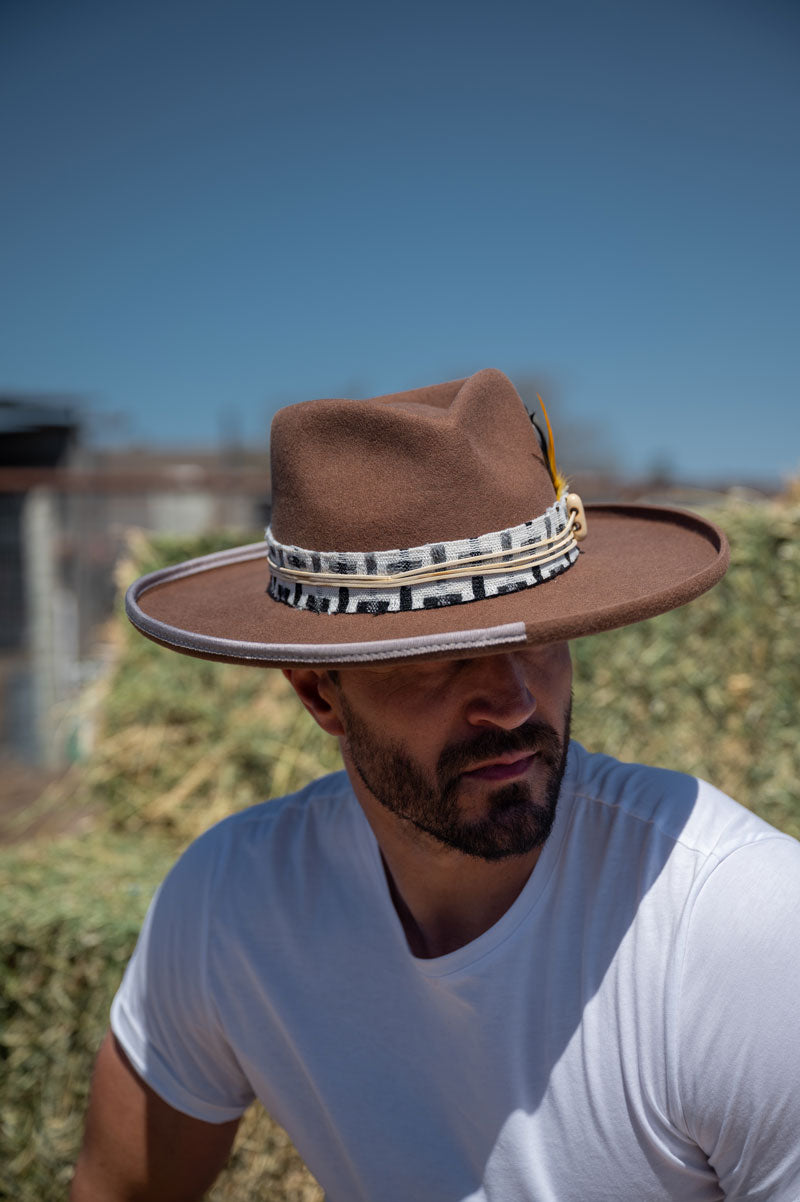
top-left (72, 369), bottom-right (800, 1201)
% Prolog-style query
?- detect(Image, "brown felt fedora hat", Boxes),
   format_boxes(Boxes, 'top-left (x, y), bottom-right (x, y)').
top-left (126, 369), bottom-right (729, 668)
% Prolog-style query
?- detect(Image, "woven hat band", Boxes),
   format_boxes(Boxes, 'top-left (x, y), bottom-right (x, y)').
top-left (266, 495), bottom-right (584, 616)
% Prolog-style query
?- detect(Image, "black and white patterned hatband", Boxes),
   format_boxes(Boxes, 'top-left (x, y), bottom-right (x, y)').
top-left (266, 495), bottom-right (584, 616)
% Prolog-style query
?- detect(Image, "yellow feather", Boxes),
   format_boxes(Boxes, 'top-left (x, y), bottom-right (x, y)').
top-left (537, 393), bottom-right (569, 498)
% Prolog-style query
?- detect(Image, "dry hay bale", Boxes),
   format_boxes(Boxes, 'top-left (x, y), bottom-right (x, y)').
top-left (0, 830), bottom-right (322, 1202)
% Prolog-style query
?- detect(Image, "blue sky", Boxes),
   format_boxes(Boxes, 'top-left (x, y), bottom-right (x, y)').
top-left (2, 0), bottom-right (798, 484)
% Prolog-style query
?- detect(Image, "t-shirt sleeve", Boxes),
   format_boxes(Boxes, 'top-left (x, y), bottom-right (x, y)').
top-left (675, 834), bottom-right (800, 1200)
top-left (110, 835), bottom-right (256, 1123)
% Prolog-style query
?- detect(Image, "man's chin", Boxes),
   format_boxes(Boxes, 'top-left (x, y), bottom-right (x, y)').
top-left (486, 779), bottom-right (537, 811)
top-left (457, 774), bottom-right (549, 818)
top-left (442, 826), bottom-right (551, 863)
top-left (414, 800), bottom-right (556, 862)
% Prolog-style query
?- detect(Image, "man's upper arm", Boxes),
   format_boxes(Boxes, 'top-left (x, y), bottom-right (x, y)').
top-left (677, 836), bottom-right (800, 1198)
top-left (70, 1031), bottom-right (240, 1202)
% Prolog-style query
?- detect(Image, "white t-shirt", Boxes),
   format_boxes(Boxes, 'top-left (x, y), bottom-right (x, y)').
top-left (111, 743), bottom-right (800, 1201)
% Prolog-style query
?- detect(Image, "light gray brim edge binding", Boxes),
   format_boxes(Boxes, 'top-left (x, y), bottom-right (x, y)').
top-left (124, 542), bottom-right (528, 664)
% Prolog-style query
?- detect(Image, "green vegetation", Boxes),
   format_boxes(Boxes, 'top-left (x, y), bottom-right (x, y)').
top-left (2, 496), bottom-right (798, 1200)
top-left (0, 833), bottom-right (175, 1200)
top-left (572, 497), bottom-right (800, 840)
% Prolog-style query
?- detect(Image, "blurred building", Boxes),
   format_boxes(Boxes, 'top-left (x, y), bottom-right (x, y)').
top-left (0, 397), bottom-right (269, 770)
top-left (0, 394), bottom-right (766, 776)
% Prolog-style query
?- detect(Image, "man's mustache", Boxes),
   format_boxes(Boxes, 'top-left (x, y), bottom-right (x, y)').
top-left (437, 721), bottom-right (563, 781)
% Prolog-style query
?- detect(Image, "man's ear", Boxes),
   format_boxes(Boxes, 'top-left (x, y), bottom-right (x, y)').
top-left (282, 668), bottom-right (345, 736)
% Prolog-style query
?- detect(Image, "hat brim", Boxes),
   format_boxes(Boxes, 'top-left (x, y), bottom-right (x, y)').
top-left (126, 504), bottom-right (729, 669)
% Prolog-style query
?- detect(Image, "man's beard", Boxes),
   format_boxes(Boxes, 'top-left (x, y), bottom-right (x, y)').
top-left (338, 692), bottom-right (572, 862)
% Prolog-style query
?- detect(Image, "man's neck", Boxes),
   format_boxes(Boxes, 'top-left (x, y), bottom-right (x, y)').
top-left (357, 791), bottom-right (542, 958)
top-left (380, 845), bottom-right (541, 958)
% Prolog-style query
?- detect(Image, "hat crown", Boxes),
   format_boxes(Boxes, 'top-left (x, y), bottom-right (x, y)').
top-left (269, 369), bottom-right (556, 552)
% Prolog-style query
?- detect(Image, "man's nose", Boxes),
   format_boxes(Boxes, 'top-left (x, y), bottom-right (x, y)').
top-left (463, 654), bottom-right (537, 730)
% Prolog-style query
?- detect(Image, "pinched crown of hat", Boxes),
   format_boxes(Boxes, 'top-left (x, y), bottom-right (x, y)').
top-left (265, 371), bottom-right (586, 618)
top-left (271, 372), bottom-right (557, 551)
top-left (126, 369), bottom-right (729, 668)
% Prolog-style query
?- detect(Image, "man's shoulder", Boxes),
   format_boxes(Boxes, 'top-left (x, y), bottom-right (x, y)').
top-left (568, 741), bottom-right (792, 862)
top-left (165, 769), bottom-right (359, 891)
top-left (209, 768), bottom-right (355, 837)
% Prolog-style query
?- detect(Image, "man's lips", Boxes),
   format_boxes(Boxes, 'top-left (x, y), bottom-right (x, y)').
top-left (461, 752), bottom-right (538, 782)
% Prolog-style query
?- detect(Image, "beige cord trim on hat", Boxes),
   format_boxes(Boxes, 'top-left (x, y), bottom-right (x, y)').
top-left (265, 495), bottom-right (587, 617)
top-left (268, 505), bottom-right (585, 589)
